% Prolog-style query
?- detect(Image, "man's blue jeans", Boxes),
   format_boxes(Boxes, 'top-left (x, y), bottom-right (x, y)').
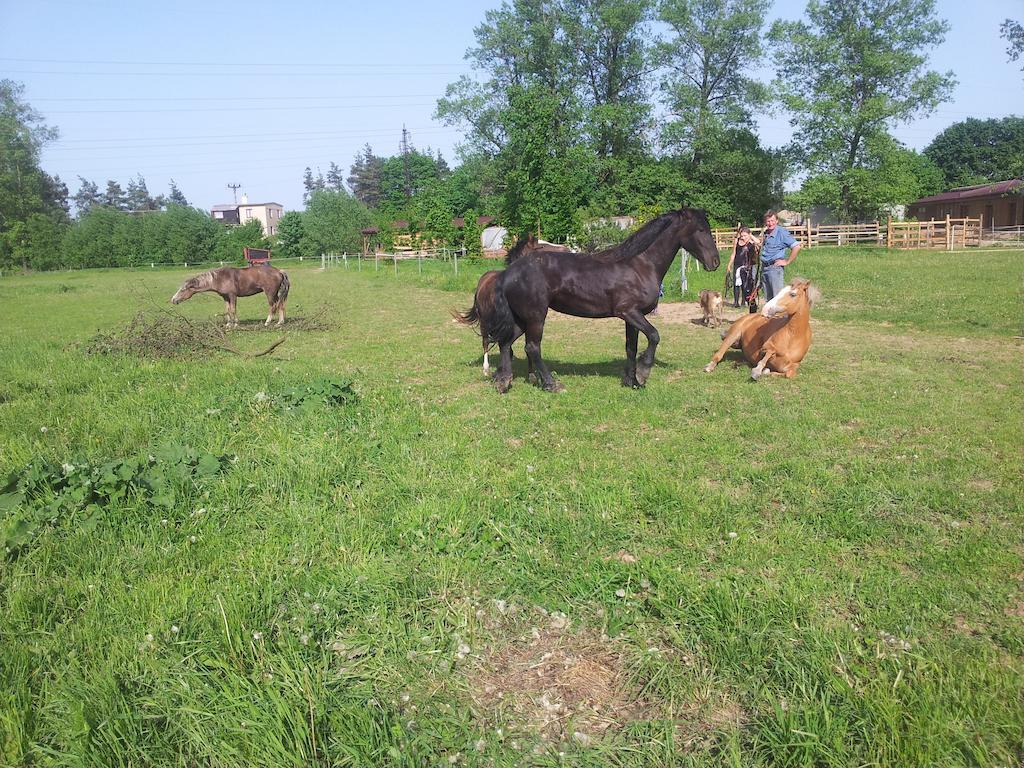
top-left (762, 265), bottom-right (785, 302)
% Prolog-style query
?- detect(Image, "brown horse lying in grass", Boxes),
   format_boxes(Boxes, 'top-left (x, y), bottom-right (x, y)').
top-left (171, 265), bottom-right (290, 328)
top-left (703, 278), bottom-right (820, 380)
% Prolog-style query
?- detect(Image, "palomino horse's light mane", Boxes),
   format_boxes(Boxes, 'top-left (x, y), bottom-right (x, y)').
top-left (187, 269), bottom-right (217, 290)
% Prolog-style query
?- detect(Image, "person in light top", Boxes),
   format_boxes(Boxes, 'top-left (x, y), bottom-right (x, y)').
top-left (758, 209), bottom-right (801, 302)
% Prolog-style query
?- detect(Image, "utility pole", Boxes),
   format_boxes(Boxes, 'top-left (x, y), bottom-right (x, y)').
top-left (227, 183), bottom-right (242, 204)
top-left (400, 126), bottom-right (412, 198)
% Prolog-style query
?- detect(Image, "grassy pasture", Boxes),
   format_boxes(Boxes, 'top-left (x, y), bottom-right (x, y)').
top-left (1, 247), bottom-right (1022, 767)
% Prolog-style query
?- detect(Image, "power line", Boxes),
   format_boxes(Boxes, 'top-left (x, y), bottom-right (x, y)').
top-left (43, 101), bottom-right (439, 115)
top-left (45, 129), bottom-right (463, 153)
top-left (0, 56), bottom-right (465, 69)
top-left (32, 93), bottom-right (445, 102)
top-left (5, 68), bottom-right (464, 78)
top-left (50, 126), bottom-right (456, 145)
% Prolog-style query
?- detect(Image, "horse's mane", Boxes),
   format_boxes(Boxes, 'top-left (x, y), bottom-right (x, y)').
top-left (792, 277), bottom-right (822, 308)
top-left (590, 212), bottom-right (676, 263)
top-left (186, 269), bottom-right (217, 289)
top-left (505, 234), bottom-right (536, 265)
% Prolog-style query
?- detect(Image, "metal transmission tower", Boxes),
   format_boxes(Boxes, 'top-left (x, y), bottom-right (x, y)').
top-left (400, 126), bottom-right (412, 198)
top-left (227, 183), bottom-right (242, 204)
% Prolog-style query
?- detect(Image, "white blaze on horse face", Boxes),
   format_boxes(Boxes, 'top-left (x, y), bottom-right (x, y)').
top-left (762, 285), bottom-right (797, 318)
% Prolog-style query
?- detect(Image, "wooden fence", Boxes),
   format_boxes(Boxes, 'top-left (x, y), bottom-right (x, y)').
top-left (712, 216), bottom-right (982, 250)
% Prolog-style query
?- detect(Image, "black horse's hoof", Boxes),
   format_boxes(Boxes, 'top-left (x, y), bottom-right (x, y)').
top-left (544, 380), bottom-right (566, 393)
top-left (527, 372), bottom-right (538, 386)
top-left (495, 377), bottom-right (512, 393)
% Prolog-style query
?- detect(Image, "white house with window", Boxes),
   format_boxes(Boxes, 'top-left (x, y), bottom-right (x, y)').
top-left (210, 194), bottom-right (285, 236)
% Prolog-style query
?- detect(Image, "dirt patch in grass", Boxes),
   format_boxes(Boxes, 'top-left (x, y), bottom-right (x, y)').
top-left (467, 623), bottom-right (742, 749)
top-left (469, 626), bottom-right (648, 742)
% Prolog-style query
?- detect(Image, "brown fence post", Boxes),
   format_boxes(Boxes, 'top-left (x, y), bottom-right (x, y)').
top-left (945, 215), bottom-right (952, 251)
top-left (887, 218), bottom-right (893, 248)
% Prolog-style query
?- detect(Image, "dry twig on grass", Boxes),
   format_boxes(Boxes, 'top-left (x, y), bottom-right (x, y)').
top-left (85, 310), bottom-right (288, 360)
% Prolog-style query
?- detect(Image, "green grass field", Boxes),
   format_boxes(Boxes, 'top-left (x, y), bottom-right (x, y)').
top-left (1, 247), bottom-right (1023, 767)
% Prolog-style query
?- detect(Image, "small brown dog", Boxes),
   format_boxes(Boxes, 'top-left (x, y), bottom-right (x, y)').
top-left (699, 289), bottom-right (723, 327)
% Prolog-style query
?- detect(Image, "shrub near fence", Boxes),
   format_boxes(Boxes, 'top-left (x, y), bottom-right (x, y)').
top-left (712, 217), bottom-right (984, 250)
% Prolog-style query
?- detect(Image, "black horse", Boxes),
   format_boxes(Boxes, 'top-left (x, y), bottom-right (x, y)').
top-left (485, 207), bottom-right (721, 392)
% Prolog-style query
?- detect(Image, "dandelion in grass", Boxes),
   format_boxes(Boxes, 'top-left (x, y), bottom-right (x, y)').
top-left (40, 426), bottom-right (48, 433)
top-left (188, 535), bottom-right (197, 544)
top-left (615, 589), bottom-right (626, 598)
top-left (727, 531), bottom-right (738, 539)
top-left (171, 625), bottom-right (180, 635)
top-left (61, 463), bottom-right (75, 475)
top-left (253, 631), bottom-right (263, 641)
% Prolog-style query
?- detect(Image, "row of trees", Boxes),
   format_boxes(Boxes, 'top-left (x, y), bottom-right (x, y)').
top-left (2, 2), bottom-right (1023, 271)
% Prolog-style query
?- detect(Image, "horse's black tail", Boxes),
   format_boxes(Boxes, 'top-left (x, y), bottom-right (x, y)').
top-left (489, 273), bottom-right (519, 346)
top-left (273, 272), bottom-right (290, 308)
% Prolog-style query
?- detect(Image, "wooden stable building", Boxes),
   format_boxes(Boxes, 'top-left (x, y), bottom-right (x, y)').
top-left (909, 179), bottom-right (1022, 229)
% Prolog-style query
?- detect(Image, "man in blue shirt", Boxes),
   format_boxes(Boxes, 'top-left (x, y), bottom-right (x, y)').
top-left (758, 210), bottom-right (801, 302)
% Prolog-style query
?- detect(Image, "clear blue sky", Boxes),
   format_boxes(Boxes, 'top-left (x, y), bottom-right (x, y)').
top-left (3, 0), bottom-right (1021, 213)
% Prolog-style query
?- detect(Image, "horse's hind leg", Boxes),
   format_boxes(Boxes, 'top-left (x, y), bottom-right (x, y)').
top-left (524, 321), bottom-right (562, 392)
top-left (751, 349), bottom-right (776, 381)
top-left (494, 341), bottom-right (514, 393)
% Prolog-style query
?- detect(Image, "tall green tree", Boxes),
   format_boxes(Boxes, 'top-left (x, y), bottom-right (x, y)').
top-left (770, 0), bottom-right (955, 220)
top-left (103, 180), bottom-right (127, 210)
top-left (1002, 18), bottom-right (1024, 73)
top-left (325, 162), bottom-right (346, 192)
top-left (790, 136), bottom-right (943, 221)
top-left (498, 85), bottom-right (594, 239)
top-left (276, 211), bottom-right (315, 260)
top-left (167, 179), bottom-right (189, 206)
top-left (303, 189), bottom-right (373, 254)
top-left (563, 0), bottom-right (655, 159)
top-left (378, 150), bottom-right (450, 214)
top-left (347, 144), bottom-right (385, 208)
top-left (126, 174), bottom-right (162, 211)
top-left (72, 177), bottom-right (102, 218)
top-left (657, 0), bottom-right (770, 167)
top-left (924, 117), bottom-right (1024, 187)
top-left (0, 79), bottom-right (68, 268)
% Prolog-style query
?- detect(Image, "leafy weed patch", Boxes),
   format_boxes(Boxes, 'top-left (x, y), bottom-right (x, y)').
top-left (1, 444), bottom-right (233, 557)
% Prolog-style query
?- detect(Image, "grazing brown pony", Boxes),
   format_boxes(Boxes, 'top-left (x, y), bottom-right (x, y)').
top-left (703, 278), bottom-right (820, 380)
top-left (455, 233), bottom-right (571, 376)
top-left (171, 265), bottom-right (290, 328)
